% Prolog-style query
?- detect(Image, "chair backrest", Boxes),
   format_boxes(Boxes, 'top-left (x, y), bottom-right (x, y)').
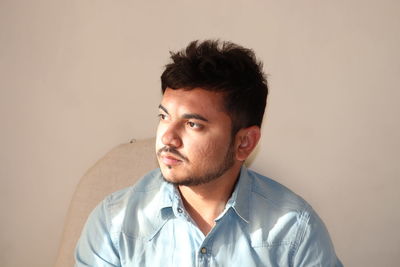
top-left (54, 138), bottom-right (157, 267)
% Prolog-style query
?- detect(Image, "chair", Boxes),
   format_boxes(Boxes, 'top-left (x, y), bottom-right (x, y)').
top-left (54, 138), bottom-right (157, 267)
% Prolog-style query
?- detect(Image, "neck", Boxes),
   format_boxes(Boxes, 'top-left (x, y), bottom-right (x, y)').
top-left (178, 164), bottom-right (242, 235)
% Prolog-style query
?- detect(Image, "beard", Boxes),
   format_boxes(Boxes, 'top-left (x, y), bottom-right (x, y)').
top-left (158, 139), bottom-right (236, 187)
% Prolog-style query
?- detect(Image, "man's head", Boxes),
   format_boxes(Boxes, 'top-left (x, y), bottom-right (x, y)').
top-left (161, 40), bottom-right (268, 135)
top-left (156, 40), bottom-right (268, 186)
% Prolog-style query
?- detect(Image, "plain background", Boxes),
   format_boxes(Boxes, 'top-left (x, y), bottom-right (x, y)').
top-left (1, 0), bottom-right (399, 266)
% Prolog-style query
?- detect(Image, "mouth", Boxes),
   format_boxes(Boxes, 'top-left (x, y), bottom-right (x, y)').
top-left (159, 153), bottom-right (183, 166)
top-left (157, 146), bottom-right (188, 167)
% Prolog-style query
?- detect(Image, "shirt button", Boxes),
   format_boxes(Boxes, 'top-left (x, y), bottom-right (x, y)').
top-left (200, 247), bottom-right (207, 254)
top-left (177, 207), bottom-right (183, 213)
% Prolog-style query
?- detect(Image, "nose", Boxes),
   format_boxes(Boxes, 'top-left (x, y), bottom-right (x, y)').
top-left (161, 123), bottom-right (182, 148)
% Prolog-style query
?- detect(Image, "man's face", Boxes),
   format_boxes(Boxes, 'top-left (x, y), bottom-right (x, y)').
top-left (156, 88), bottom-right (236, 186)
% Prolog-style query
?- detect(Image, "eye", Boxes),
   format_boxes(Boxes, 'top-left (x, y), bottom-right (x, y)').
top-left (187, 121), bottom-right (203, 129)
top-left (158, 114), bottom-right (167, 120)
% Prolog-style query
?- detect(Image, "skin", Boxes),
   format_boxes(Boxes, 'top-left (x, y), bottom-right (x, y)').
top-left (156, 88), bottom-right (261, 235)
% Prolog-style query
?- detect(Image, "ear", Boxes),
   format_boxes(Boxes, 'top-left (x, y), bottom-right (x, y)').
top-left (234, 126), bottom-right (261, 162)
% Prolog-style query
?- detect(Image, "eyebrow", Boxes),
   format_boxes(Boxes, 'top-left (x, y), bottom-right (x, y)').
top-left (158, 104), bottom-right (169, 114)
top-left (158, 104), bottom-right (209, 122)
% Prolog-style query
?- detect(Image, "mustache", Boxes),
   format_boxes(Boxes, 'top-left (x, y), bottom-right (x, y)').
top-left (157, 146), bottom-right (189, 162)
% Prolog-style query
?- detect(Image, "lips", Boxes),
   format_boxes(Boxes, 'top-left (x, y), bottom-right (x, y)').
top-left (160, 154), bottom-right (183, 166)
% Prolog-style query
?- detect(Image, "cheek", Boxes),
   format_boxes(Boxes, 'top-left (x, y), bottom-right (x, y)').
top-left (155, 125), bottom-right (165, 149)
top-left (188, 136), bottom-right (223, 160)
top-left (156, 122), bottom-right (164, 136)
top-left (197, 141), bottom-right (214, 156)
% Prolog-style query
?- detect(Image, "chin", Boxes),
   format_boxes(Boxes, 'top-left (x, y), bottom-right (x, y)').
top-left (159, 165), bottom-right (178, 179)
top-left (161, 173), bottom-right (182, 185)
top-left (159, 167), bottom-right (189, 186)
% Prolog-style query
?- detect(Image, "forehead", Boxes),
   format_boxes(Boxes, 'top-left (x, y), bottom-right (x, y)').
top-left (161, 88), bottom-right (228, 117)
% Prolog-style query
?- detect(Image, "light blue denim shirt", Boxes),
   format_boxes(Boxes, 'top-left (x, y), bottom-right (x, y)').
top-left (75, 167), bottom-right (342, 266)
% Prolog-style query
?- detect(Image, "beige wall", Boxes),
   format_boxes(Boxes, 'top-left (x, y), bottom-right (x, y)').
top-left (1, 1), bottom-right (399, 266)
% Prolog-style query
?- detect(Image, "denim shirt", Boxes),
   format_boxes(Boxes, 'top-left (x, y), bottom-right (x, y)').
top-left (75, 167), bottom-right (343, 267)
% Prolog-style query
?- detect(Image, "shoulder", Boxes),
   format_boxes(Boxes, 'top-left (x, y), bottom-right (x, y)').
top-left (247, 169), bottom-right (309, 212)
top-left (245, 169), bottom-right (315, 246)
top-left (245, 169), bottom-right (341, 266)
top-left (79, 169), bottom-right (165, 246)
top-left (75, 170), bottom-right (163, 265)
top-left (102, 168), bottom-right (164, 214)
top-left (103, 169), bottom-right (163, 207)
top-left (99, 168), bottom-right (172, 240)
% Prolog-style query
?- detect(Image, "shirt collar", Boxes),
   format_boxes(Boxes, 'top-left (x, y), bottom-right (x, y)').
top-left (226, 165), bottom-right (251, 223)
top-left (147, 166), bottom-right (252, 239)
top-left (163, 166), bottom-right (251, 221)
top-left (160, 180), bottom-right (189, 219)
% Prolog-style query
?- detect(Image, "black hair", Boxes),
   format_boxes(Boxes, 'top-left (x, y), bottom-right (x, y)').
top-left (161, 40), bottom-right (268, 134)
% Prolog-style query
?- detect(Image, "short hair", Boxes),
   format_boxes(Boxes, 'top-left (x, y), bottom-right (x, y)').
top-left (161, 40), bottom-right (268, 134)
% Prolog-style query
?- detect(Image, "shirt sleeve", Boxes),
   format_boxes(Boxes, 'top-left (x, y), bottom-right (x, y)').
top-left (75, 199), bottom-right (121, 267)
top-left (292, 208), bottom-right (343, 267)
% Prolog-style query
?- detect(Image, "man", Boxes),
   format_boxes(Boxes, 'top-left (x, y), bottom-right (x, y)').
top-left (75, 40), bottom-right (342, 266)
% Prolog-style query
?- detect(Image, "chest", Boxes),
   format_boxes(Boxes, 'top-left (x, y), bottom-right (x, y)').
top-left (117, 212), bottom-right (298, 267)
